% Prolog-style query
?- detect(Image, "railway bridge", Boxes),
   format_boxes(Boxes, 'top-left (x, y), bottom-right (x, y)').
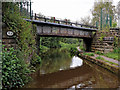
top-left (25, 16), bottom-right (98, 54)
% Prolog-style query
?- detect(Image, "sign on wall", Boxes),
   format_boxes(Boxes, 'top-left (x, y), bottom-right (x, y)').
top-left (6, 31), bottom-right (14, 36)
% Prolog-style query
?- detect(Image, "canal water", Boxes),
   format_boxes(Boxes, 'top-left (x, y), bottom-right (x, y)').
top-left (26, 49), bottom-right (120, 88)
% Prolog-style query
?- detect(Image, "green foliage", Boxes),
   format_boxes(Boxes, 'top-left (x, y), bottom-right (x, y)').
top-left (103, 48), bottom-right (119, 60)
top-left (31, 53), bottom-right (41, 66)
top-left (112, 22), bottom-right (117, 27)
top-left (113, 36), bottom-right (118, 48)
top-left (104, 52), bottom-right (118, 60)
top-left (79, 53), bottom-right (81, 56)
top-left (83, 53), bottom-right (94, 56)
top-left (98, 32), bottom-right (106, 41)
top-left (91, 1), bottom-right (115, 27)
top-left (60, 41), bottom-right (78, 50)
top-left (96, 56), bottom-right (104, 60)
top-left (96, 56), bottom-right (118, 65)
top-left (2, 2), bottom-right (38, 65)
top-left (40, 45), bottom-right (49, 52)
top-left (95, 51), bottom-right (103, 55)
top-left (70, 47), bottom-right (78, 56)
top-left (40, 37), bottom-right (61, 48)
top-left (2, 47), bottom-right (31, 89)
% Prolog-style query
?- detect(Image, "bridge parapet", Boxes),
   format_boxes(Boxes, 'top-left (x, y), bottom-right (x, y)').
top-left (32, 13), bottom-right (98, 29)
top-left (25, 19), bottom-right (97, 38)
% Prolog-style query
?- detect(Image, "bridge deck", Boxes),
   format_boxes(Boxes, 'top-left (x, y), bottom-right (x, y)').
top-left (25, 19), bottom-right (98, 38)
top-left (25, 19), bottom-right (98, 31)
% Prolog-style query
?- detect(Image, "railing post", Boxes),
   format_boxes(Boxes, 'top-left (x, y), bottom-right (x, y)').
top-left (30, 0), bottom-right (32, 19)
top-left (76, 22), bottom-right (77, 26)
top-left (58, 20), bottom-right (60, 24)
top-left (65, 19), bottom-right (67, 25)
top-left (35, 13), bottom-right (37, 20)
top-left (44, 17), bottom-right (46, 22)
top-left (31, 10), bottom-right (33, 19)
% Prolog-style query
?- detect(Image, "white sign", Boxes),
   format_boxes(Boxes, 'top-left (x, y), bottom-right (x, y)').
top-left (7, 31), bottom-right (14, 36)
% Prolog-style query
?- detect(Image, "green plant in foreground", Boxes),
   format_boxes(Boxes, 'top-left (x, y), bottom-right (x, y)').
top-left (2, 47), bottom-right (31, 89)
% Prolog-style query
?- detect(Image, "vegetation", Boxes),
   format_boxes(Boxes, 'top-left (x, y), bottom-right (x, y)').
top-left (104, 49), bottom-right (119, 60)
top-left (83, 53), bottom-right (94, 56)
top-left (2, 47), bottom-right (31, 89)
top-left (2, 2), bottom-right (41, 89)
top-left (2, 2), bottom-right (41, 65)
top-left (96, 56), bottom-right (118, 66)
top-left (91, 1), bottom-right (116, 27)
top-left (117, 1), bottom-right (120, 17)
top-left (95, 51), bottom-right (103, 55)
top-left (2, 1), bottom-right (119, 89)
top-left (104, 53), bottom-right (118, 61)
top-left (96, 56), bottom-right (105, 60)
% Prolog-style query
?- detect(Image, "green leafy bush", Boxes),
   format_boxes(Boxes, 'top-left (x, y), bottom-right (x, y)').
top-left (2, 2), bottom-right (38, 64)
top-left (70, 47), bottom-right (78, 56)
top-left (2, 48), bottom-right (31, 89)
top-left (30, 53), bottom-right (41, 66)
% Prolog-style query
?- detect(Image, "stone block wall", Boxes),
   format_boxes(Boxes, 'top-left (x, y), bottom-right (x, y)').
top-left (2, 23), bottom-right (17, 49)
top-left (91, 29), bottom-right (119, 53)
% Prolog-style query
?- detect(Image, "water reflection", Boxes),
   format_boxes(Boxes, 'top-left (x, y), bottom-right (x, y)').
top-left (40, 49), bottom-right (83, 74)
top-left (25, 49), bottom-right (120, 88)
top-left (70, 56), bottom-right (83, 68)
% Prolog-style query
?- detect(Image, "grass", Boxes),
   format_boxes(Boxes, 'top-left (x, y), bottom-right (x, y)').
top-left (95, 49), bottom-right (119, 61)
top-left (95, 51), bottom-right (103, 55)
top-left (96, 56), bottom-right (118, 66)
top-left (104, 52), bottom-right (118, 60)
top-left (83, 53), bottom-right (94, 56)
top-left (96, 56), bottom-right (104, 60)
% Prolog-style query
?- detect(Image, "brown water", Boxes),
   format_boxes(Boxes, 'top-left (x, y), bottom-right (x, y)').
top-left (26, 49), bottom-right (120, 89)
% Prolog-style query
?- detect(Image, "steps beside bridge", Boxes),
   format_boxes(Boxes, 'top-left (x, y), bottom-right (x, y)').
top-left (91, 29), bottom-right (119, 53)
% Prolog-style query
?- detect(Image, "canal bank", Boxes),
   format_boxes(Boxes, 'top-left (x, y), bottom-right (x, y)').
top-left (25, 49), bottom-right (120, 88)
top-left (77, 48), bottom-right (119, 75)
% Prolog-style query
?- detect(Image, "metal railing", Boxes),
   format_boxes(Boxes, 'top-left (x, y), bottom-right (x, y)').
top-left (31, 13), bottom-right (98, 29)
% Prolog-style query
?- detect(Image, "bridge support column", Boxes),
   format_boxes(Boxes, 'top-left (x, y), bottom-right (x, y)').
top-left (83, 38), bottom-right (92, 52)
top-left (36, 35), bottom-right (40, 55)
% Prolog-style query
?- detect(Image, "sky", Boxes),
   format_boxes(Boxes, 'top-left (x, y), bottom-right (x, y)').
top-left (32, 0), bottom-right (120, 22)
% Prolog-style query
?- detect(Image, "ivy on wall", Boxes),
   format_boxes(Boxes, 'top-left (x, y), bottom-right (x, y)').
top-left (2, 2), bottom-right (40, 64)
top-left (2, 2), bottom-right (41, 89)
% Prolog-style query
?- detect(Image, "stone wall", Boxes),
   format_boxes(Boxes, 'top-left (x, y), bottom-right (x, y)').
top-left (91, 28), bottom-right (119, 53)
top-left (2, 23), bottom-right (17, 49)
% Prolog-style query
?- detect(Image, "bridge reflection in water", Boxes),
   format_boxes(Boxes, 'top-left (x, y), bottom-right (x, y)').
top-left (25, 49), bottom-right (119, 88)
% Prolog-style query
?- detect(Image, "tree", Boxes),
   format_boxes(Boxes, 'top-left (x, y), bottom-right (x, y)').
top-left (117, 1), bottom-right (120, 15)
top-left (80, 16), bottom-right (91, 25)
top-left (117, 1), bottom-right (120, 27)
top-left (91, 1), bottom-right (116, 27)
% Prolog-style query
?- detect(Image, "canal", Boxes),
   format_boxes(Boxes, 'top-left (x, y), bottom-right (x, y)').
top-left (26, 49), bottom-right (120, 88)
